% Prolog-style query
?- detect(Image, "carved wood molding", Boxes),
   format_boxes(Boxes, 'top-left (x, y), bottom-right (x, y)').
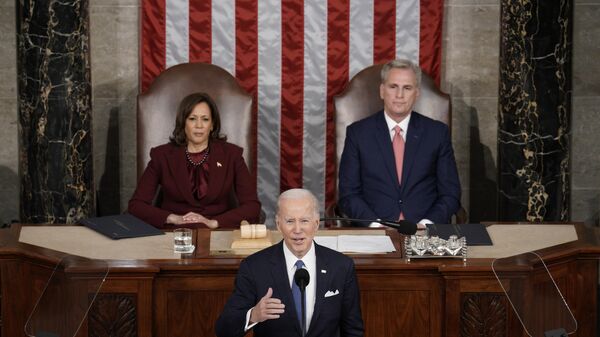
top-left (88, 293), bottom-right (137, 337)
top-left (461, 293), bottom-right (507, 337)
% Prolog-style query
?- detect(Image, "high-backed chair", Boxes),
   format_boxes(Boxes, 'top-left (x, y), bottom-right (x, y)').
top-left (329, 64), bottom-right (467, 225)
top-left (137, 62), bottom-right (262, 221)
top-left (137, 62), bottom-right (253, 178)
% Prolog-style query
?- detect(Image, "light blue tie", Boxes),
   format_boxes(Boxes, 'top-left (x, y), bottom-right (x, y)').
top-left (291, 260), bottom-right (305, 326)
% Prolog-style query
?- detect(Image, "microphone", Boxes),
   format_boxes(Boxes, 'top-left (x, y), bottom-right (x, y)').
top-left (294, 268), bottom-right (310, 291)
top-left (294, 268), bottom-right (310, 337)
top-left (320, 217), bottom-right (418, 235)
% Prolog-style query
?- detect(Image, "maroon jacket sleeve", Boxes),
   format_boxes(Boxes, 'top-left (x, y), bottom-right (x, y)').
top-left (127, 147), bottom-right (172, 228)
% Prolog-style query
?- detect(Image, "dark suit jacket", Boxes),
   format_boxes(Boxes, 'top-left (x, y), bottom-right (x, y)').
top-left (338, 111), bottom-right (461, 225)
top-left (128, 141), bottom-right (261, 228)
top-left (215, 241), bottom-right (364, 337)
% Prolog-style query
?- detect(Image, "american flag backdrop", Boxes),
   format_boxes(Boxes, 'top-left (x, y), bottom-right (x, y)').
top-left (140, 0), bottom-right (444, 221)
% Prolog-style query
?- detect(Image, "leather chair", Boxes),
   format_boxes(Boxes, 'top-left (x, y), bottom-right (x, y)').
top-left (137, 62), bottom-right (253, 177)
top-left (137, 62), bottom-right (263, 221)
top-left (328, 64), bottom-right (467, 226)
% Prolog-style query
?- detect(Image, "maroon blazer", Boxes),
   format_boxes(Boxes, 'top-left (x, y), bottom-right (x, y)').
top-left (128, 141), bottom-right (261, 228)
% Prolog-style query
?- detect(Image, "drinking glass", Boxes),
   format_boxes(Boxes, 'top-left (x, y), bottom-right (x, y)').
top-left (173, 228), bottom-right (194, 253)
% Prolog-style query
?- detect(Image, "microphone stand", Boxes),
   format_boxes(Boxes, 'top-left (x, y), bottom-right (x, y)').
top-left (300, 286), bottom-right (306, 337)
top-left (320, 217), bottom-right (418, 235)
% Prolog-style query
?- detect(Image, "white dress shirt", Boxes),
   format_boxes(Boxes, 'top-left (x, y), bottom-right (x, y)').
top-left (282, 241), bottom-right (316, 329)
top-left (383, 111), bottom-right (411, 142)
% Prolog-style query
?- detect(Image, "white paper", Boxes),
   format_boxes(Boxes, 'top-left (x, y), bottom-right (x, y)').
top-left (337, 235), bottom-right (396, 253)
top-left (314, 236), bottom-right (338, 251)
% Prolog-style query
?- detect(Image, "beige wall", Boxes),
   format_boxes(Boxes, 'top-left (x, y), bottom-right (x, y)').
top-left (0, 0), bottom-right (19, 224)
top-left (1, 0), bottom-right (598, 225)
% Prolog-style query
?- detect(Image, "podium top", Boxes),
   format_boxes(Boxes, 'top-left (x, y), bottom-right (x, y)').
top-left (15, 224), bottom-right (579, 260)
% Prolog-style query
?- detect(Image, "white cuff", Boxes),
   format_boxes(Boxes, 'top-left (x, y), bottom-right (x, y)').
top-left (244, 308), bottom-right (258, 331)
top-left (418, 219), bottom-right (433, 228)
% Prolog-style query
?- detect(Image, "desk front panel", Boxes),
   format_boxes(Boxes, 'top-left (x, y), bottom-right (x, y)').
top-left (1, 225), bottom-right (598, 337)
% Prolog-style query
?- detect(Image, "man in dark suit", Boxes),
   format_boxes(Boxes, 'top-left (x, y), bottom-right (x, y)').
top-left (338, 59), bottom-right (461, 227)
top-left (215, 188), bottom-right (364, 337)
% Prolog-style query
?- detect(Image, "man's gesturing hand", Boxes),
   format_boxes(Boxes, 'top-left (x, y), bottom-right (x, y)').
top-left (250, 287), bottom-right (285, 323)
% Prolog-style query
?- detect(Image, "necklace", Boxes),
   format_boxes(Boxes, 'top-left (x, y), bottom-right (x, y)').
top-left (186, 146), bottom-right (210, 167)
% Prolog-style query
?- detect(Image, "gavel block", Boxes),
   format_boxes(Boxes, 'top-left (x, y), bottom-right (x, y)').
top-left (231, 223), bottom-right (273, 249)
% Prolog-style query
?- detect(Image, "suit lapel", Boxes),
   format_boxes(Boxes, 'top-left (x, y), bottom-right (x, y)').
top-left (166, 146), bottom-right (198, 206)
top-left (269, 241), bottom-right (303, 335)
top-left (307, 244), bottom-right (330, 335)
top-left (373, 111), bottom-right (401, 192)
top-left (401, 112), bottom-right (424, 193)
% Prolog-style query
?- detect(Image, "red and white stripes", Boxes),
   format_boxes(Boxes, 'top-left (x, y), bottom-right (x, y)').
top-left (141, 0), bottom-right (443, 220)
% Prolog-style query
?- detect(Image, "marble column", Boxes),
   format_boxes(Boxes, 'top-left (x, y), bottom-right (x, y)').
top-left (498, 0), bottom-right (572, 221)
top-left (17, 0), bottom-right (94, 223)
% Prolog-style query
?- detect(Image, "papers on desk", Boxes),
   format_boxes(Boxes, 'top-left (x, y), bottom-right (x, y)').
top-left (315, 235), bottom-right (396, 254)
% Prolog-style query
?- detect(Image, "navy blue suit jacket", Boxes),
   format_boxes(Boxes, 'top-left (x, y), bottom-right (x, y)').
top-left (338, 111), bottom-right (461, 225)
top-left (215, 241), bottom-right (364, 337)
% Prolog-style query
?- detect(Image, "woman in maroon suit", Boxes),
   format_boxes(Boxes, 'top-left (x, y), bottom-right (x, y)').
top-left (128, 92), bottom-right (261, 228)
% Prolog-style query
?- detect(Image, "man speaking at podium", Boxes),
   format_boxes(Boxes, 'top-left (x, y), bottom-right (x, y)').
top-left (216, 189), bottom-right (364, 337)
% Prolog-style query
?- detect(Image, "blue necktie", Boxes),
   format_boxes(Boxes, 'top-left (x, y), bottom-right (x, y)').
top-left (291, 260), bottom-right (305, 326)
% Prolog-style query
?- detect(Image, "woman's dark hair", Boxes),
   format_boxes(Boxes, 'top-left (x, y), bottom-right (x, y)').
top-left (170, 92), bottom-right (227, 146)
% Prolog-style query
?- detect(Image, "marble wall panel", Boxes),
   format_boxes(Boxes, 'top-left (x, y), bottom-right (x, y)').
top-left (452, 97), bottom-right (499, 222)
top-left (571, 3), bottom-right (600, 225)
top-left (0, 99), bottom-right (18, 224)
top-left (93, 97), bottom-right (137, 214)
top-left (571, 97), bottom-right (600, 224)
top-left (0, 3), bottom-right (16, 98)
top-left (90, 3), bottom-right (139, 215)
top-left (443, 2), bottom-right (500, 222)
top-left (0, 1), bottom-right (17, 225)
top-left (442, 4), bottom-right (500, 98)
top-left (446, 0), bottom-right (499, 4)
top-left (497, 0), bottom-right (572, 222)
top-left (17, 0), bottom-right (95, 223)
top-left (571, 189), bottom-right (600, 225)
top-left (90, 5), bottom-right (139, 99)
top-left (573, 4), bottom-right (600, 95)
top-left (91, 0), bottom-right (138, 5)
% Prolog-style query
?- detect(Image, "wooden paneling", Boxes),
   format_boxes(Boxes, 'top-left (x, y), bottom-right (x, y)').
top-left (460, 293), bottom-right (507, 337)
top-left (88, 294), bottom-right (137, 337)
top-left (0, 225), bottom-right (599, 337)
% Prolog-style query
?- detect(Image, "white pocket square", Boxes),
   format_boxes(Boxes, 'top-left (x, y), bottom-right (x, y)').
top-left (324, 289), bottom-right (339, 298)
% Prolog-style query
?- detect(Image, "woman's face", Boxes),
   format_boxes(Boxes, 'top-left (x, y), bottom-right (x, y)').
top-left (184, 102), bottom-right (213, 149)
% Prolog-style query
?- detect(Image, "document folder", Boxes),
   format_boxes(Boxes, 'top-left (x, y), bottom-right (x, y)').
top-left (80, 214), bottom-right (164, 240)
top-left (427, 223), bottom-right (493, 246)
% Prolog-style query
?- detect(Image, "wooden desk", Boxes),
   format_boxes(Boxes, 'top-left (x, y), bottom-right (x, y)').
top-left (1, 224), bottom-right (599, 337)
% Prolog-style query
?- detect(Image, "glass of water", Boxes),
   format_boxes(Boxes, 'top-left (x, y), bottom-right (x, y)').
top-left (173, 228), bottom-right (194, 253)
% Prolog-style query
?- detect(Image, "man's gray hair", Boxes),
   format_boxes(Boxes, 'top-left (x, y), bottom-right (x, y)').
top-left (277, 188), bottom-right (319, 218)
top-left (380, 59), bottom-right (422, 87)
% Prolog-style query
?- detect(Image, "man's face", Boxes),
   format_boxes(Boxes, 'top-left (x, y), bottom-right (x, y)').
top-left (276, 196), bottom-right (319, 259)
top-left (380, 67), bottom-right (420, 122)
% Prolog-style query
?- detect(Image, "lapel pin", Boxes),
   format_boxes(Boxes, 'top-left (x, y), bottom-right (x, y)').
top-left (217, 162), bottom-right (222, 167)
top-left (321, 269), bottom-right (327, 273)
